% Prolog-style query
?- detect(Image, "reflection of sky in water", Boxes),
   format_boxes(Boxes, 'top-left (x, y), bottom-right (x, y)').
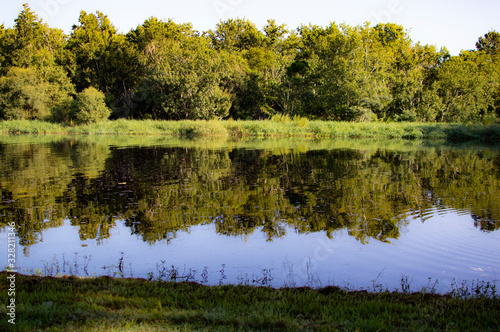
top-left (3, 208), bottom-right (499, 293)
top-left (1, 137), bottom-right (499, 293)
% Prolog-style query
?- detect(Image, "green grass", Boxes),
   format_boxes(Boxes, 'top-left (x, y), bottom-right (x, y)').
top-left (1, 271), bottom-right (499, 331)
top-left (1, 119), bottom-right (499, 143)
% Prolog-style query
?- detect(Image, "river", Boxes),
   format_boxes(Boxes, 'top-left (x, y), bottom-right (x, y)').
top-left (1, 135), bottom-right (499, 293)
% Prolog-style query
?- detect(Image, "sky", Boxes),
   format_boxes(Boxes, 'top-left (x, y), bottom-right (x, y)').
top-left (1, 0), bottom-right (499, 56)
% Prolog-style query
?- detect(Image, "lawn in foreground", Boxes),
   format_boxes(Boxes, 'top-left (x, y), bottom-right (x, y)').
top-left (1, 272), bottom-right (499, 331)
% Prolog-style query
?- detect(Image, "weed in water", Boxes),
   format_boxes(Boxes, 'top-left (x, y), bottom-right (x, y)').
top-left (13, 254), bottom-right (499, 300)
top-left (219, 264), bottom-right (227, 285)
top-left (400, 275), bottom-right (413, 294)
top-left (252, 269), bottom-right (274, 286)
top-left (424, 277), bottom-right (439, 294)
top-left (371, 269), bottom-right (388, 293)
top-left (117, 252), bottom-right (124, 276)
top-left (82, 255), bottom-right (92, 277)
top-left (201, 266), bottom-right (209, 284)
top-left (450, 278), bottom-right (499, 299)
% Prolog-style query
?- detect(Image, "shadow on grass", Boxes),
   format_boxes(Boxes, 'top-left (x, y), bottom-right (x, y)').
top-left (1, 271), bottom-right (499, 331)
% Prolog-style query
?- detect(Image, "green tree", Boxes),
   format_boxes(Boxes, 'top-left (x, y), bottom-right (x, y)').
top-left (208, 18), bottom-right (264, 51)
top-left (286, 22), bottom-right (447, 122)
top-left (207, 18), bottom-right (279, 119)
top-left (225, 20), bottom-right (296, 119)
top-left (476, 31), bottom-right (500, 121)
top-left (437, 50), bottom-right (498, 122)
top-left (476, 31), bottom-right (500, 57)
top-left (388, 43), bottom-right (448, 122)
top-left (65, 11), bottom-right (117, 93)
top-left (0, 67), bottom-right (50, 119)
top-left (0, 4), bottom-right (75, 121)
top-left (131, 18), bottom-right (232, 119)
top-left (72, 86), bottom-right (110, 124)
top-left (8, 4), bottom-right (67, 69)
top-left (288, 23), bottom-right (393, 121)
top-left (66, 11), bottom-right (145, 118)
top-left (0, 66), bottom-right (73, 120)
top-left (0, 24), bottom-right (11, 76)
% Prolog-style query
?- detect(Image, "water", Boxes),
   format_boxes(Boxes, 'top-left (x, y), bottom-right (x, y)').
top-left (1, 135), bottom-right (499, 293)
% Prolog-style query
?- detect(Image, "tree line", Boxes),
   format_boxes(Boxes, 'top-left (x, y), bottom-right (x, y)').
top-left (1, 4), bottom-right (499, 123)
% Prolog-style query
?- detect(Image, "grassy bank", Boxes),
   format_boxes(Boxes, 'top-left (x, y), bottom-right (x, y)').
top-left (1, 119), bottom-right (499, 142)
top-left (1, 272), bottom-right (499, 331)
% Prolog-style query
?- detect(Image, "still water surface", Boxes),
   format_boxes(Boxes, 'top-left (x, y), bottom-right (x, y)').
top-left (1, 135), bottom-right (499, 292)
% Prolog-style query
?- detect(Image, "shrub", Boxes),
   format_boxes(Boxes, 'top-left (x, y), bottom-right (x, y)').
top-left (72, 87), bottom-right (111, 124)
top-left (271, 113), bottom-right (292, 123)
top-left (293, 115), bottom-right (309, 127)
top-left (0, 67), bottom-right (50, 120)
top-left (347, 106), bottom-right (378, 122)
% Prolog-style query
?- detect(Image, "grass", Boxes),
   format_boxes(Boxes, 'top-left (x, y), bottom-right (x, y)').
top-left (1, 271), bottom-right (499, 331)
top-left (0, 119), bottom-right (499, 143)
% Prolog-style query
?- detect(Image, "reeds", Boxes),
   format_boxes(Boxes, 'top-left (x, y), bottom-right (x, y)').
top-left (1, 119), bottom-right (499, 142)
top-left (1, 267), bottom-right (499, 331)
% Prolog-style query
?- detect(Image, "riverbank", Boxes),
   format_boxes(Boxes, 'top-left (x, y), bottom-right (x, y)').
top-left (1, 272), bottom-right (499, 331)
top-left (1, 119), bottom-right (499, 142)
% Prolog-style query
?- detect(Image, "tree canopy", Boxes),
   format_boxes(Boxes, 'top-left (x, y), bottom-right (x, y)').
top-left (0, 4), bottom-right (499, 123)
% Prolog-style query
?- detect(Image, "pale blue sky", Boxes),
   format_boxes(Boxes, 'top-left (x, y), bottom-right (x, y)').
top-left (1, 0), bottom-right (499, 55)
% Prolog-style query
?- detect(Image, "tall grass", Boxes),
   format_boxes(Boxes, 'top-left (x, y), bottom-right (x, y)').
top-left (1, 119), bottom-right (499, 142)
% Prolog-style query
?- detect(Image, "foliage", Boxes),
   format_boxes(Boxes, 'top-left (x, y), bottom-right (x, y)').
top-left (72, 87), bottom-right (111, 124)
top-left (437, 49), bottom-right (499, 122)
top-left (0, 67), bottom-right (50, 119)
top-left (1, 270), bottom-right (499, 331)
top-left (0, 5), bottom-right (74, 121)
top-left (0, 66), bottom-right (73, 120)
top-left (65, 10), bottom-right (118, 93)
top-left (0, 5), bottom-right (499, 123)
top-left (135, 27), bottom-right (232, 120)
top-left (0, 119), bottom-right (499, 143)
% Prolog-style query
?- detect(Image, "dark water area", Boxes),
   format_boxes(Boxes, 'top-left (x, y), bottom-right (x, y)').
top-left (1, 135), bottom-right (499, 292)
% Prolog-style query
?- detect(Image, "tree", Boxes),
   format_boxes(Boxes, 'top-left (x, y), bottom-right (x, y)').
top-left (263, 19), bottom-right (288, 48)
top-left (127, 17), bottom-right (197, 49)
top-left (0, 66), bottom-right (73, 120)
top-left (476, 31), bottom-right (500, 57)
top-left (437, 50), bottom-right (497, 122)
top-left (0, 24), bottom-right (11, 76)
top-left (287, 22), bottom-right (449, 122)
top-left (208, 18), bottom-right (264, 51)
top-left (434, 32), bottom-right (500, 123)
top-left (0, 67), bottom-right (49, 119)
top-left (66, 11), bottom-right (117, 93)
top-left (476, 31), bottom-right (500, 121)
top-left (388, 43), bottom-right (448, 122)
top-left (224, 20), bottom-right (296, 119)
top-left (286, 23), bottom-right (393, 121)
top-left (0, 5), bottom-right (75, 121)
top-left (72, 87), bottom-right (110, 124)
top-left (9, 4), bottom-right (67, 69)
top-left (132, 19), bottom-right (232, 120)
top-left (66, 11), bottom-right (145, 118)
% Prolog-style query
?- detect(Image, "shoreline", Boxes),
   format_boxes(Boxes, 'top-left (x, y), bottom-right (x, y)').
top-left (1, 271), bottom-right (499, 331)
top-left (1, 119), bottom-right (499, 143)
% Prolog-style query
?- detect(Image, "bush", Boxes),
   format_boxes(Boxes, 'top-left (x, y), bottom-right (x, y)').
top-left (72, 87), bottom-right (111, 124)
top-left (0, 67), bottom-right (50, 120)
top-left (271, 113), bottom-right (292, 123)
top-left (293, 114), bottom-right (309, 127)
top-left (347, 106), bottom-right (378, 122)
